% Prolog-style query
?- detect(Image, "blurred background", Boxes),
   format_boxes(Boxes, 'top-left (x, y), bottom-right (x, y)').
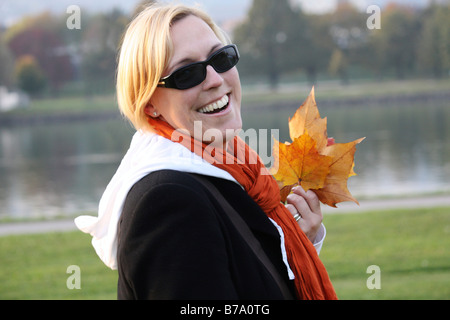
top-left (1, 0), bottom-right (449, 220)
top-left (0, 0), bottom-right (449, 300)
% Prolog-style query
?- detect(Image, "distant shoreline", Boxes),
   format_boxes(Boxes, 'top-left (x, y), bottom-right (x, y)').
top-left (244, 90), bottom-right (450, 112)
top-left (0, 109), bottom-right (121, 126)
top-left (1, 90), bottom-right (449, 126)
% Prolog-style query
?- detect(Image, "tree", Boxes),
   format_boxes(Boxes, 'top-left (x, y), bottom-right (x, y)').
top-left (326, 2), bottom-right (368, 83)
top-left (417, 3), bottom-right (450, 78)
top-left (0, 37), bottom-right (15, 87)
top-left (301, 13), bottom-right (334, 85)
top-left (6, 12), bottom-right (74, 95)
top-left (80, 9), bottom-right (128, 95)
top-left (369, 4), bottom-right (420, 79)
top-left (234, 0), bottom-right (307, 89)
top-left (15, 55), bottom-right (47, 96)
top-left (328, 49), bottom-right (348, 84)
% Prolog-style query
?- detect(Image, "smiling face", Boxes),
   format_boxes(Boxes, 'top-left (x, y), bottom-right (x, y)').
top-left (145, 15), bottom-right (242, 145)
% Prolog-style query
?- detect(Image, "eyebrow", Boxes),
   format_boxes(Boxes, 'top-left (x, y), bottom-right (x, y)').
top-left (168, 43), bottom-right (223, 74)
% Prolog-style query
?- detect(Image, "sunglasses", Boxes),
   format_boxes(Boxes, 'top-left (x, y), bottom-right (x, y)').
top-left (158, 44), bottom-right (240, 90)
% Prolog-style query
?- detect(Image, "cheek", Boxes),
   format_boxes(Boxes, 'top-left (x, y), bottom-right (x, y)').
top-left (168, 91), bottom-right (199, 119)
top-left (151, 89), bottom-right (200, 127)
top-left (228, 69), bottom-right (242, 100)
top-left (152, 90), bottom-right (184, 114)
top-left (228, 73), bottom-right (241, 108)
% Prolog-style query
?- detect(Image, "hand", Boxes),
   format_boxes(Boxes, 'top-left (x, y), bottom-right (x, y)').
top-left (285, 186), bottom-right (323, 243)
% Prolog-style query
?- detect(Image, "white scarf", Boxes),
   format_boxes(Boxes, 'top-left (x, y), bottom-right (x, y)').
top-left (74, 130), bottom-right (238, 270)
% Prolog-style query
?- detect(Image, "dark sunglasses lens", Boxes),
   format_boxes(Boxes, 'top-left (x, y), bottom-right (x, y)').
top-left (173, 64), bottom-right (206, 89)
top-left (212, 47), bottom-right (238, 73)
top-left (170, 45), bottom-right (239, 89)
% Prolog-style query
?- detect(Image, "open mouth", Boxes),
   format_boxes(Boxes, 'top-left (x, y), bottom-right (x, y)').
top-left (197, 95), bottom-right (229, 114)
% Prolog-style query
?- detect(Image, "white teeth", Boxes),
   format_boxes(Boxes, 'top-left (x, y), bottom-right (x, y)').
top-left (198, 95), bottom-right (229, 114)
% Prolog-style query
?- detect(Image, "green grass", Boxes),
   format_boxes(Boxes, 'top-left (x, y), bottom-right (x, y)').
top-left (0, 232), bottom-right (118, 300)
top-left (321, 206), bottom-right (450, 300)
top-left (30, 94), bottom-right (118, 113)
top-left (0, 206), bottom-right (449, 300)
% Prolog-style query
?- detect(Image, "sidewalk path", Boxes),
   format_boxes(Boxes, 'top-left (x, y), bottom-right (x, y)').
top-left (1, 195), bottom-right (449, 236)
top-left (321, 195), bottom-right (450, 213)
top-left (0, 219), bottom-right (77, 236)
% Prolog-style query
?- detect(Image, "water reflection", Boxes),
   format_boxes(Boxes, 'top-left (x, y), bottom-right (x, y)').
top-left (0, 100), bottom-right (449, 219)
top-left (0, 118), bottom-right (134, 219)
top-left (241, 100), bottom-right (450, 197)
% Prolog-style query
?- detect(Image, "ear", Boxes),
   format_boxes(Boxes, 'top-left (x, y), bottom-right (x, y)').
top-left (144, 104), bottom-right (159, 117)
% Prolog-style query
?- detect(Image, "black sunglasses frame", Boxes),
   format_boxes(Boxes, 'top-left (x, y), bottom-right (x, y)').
top-left (158, 44), bottom-right (239, 90)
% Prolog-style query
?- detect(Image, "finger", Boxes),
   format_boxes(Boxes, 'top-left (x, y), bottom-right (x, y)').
top-left (292, 186), bottom-right (321, 214)
top-left (286, 193), bottom-right (311, 218)
top-left (296, 215), bottom-right (307, 228)
top-left (285, 203), bottom-right (297, 216)
top-left (305, 190), bottom-right (321, 214)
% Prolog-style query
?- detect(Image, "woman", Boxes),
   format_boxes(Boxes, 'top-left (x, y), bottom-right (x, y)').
top-left (75, 3), bottom-right (337, 300)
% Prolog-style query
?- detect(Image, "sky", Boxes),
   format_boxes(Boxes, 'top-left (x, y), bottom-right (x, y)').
top-left (0, 0), bottom-right (431, 27)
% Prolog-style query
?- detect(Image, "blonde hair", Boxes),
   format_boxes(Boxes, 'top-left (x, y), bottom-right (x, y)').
top-left (116, 3), bottom-right (230, 132)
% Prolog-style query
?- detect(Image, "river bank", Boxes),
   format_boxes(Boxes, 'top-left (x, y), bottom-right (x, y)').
top-left (1, 78), bottom-right (449, 126)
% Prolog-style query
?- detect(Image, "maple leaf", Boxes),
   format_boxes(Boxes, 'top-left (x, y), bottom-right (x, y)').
top-left (288, 87), bottom-right (328, 151)
top-left (270, 87), bottom-right (365, 207)
top-left (270, 132), bottom-right (333, 193)
top-left (314, 138), bottom-right (365, 207)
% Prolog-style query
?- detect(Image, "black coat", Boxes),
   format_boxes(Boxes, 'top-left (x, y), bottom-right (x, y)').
top-left (117, 169), bottom-right (295, 299)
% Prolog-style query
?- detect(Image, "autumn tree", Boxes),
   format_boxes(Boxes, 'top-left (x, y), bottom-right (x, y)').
top-left (6, 12), bottom-right (74, 95)
top-left (15, 55), bottom-right (47, 96)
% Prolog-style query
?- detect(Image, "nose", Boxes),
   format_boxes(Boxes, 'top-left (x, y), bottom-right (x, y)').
top-left (202, 65), bottom-right (224, 90)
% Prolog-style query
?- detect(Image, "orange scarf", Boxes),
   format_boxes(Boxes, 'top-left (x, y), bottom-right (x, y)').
top-left (148, 117), bottom-right (337, 300)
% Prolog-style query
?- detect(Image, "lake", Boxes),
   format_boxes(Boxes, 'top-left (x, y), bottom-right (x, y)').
top-left (1, 98), bottom-right (449, 219)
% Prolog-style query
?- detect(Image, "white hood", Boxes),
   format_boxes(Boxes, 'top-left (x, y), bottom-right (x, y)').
top-left (74, 130), bottom-right (238, 270)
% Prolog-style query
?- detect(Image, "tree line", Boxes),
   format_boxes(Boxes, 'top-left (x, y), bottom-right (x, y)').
top-left (0, 6), bottom-right (129, 97)
top-left (234, 0), bottom-right (450, 88)
top-left (0, 0), bottom-right (448, 97)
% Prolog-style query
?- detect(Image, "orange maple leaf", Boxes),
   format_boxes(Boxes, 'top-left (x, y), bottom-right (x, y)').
top-left (314, 138), bottom-right (365, 207)
top-left (288, 87), bottom-right (328, 151)
top-left (270, 87), bottom-right (365, 207)
top-left (270, 132), bottom-right (332, 192)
